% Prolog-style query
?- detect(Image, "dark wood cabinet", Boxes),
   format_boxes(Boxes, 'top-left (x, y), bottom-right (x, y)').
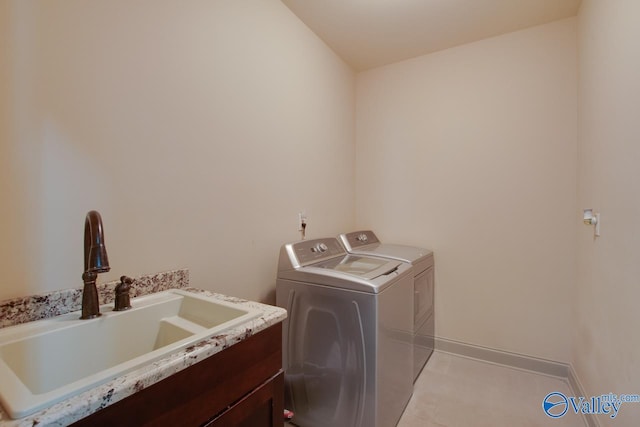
top-left (204, 371), bottom-right (283, 427)
top-left (71, 323), bottom-right (283, 427)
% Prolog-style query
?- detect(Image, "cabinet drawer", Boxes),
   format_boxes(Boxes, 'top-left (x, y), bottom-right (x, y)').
top-left (204, 371), bottom-right (284, 427)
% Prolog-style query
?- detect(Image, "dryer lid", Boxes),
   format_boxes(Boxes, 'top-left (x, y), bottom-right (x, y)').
top-left (349, 244), bottom-right (432, 264)
top-left (339, 231), bottom-right (432, 263)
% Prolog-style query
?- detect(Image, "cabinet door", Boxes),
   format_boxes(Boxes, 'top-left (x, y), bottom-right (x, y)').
top-left (204, 371), bottom-right (284, 427)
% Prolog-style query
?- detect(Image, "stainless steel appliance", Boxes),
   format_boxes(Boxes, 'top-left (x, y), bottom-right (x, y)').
top-left (276, 237), bottom-right (413, 427)
top-left (339, 230), bottom-right (434, 381)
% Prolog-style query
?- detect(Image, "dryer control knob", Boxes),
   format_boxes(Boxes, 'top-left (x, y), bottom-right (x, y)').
top-left (357, 233), bottom-right (368, 242)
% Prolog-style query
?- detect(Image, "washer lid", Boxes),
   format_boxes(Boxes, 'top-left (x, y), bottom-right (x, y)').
top-left (277, 237), bottom-right (413, 293)
top-left (278, 256), bottom-right (412, 293)
top-left (314, 254), bottom-right (402, 280)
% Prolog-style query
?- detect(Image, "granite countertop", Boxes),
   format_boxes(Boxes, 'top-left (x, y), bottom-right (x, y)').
top-left (0, 270), bottom-right (287, 427)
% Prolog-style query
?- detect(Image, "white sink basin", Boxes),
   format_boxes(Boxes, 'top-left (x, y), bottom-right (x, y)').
top-left (0, 289), bottom-right (261, 419)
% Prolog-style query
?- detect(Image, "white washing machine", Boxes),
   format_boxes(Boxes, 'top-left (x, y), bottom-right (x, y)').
top-left (276, 237), bottom-right (413, 427)
top-left (339, 230), bottom-right (434, 381)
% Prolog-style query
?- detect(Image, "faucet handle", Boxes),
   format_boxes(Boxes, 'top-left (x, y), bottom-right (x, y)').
top-left (119, 275), bottom-right (133, 288)
top-left (114, 276), bottom-right (133, 311)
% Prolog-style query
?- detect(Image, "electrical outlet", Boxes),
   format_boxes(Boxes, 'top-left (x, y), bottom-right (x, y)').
top-left (298, 211), bottom-right (307, 231)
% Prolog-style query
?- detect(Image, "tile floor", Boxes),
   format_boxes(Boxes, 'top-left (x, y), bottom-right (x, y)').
top-left (397, 351), bottom-right (587, 427)
top-left (286, 351), bottom-right (588, 427)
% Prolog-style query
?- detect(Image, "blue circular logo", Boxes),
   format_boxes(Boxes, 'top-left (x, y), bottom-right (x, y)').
top-left (543, 392), bottom-right (568, 418)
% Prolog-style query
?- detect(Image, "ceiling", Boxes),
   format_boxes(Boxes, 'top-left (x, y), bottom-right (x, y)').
top-left (281, 0), bottom-right (582, 71)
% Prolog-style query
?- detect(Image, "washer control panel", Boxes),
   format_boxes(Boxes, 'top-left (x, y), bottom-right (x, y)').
top-left (312, 242), bottom-right (329, 253)
top-left (288, 238), bottom-right (346, 267)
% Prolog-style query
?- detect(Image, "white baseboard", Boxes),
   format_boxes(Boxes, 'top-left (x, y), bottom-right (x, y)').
top-left (568, 364), bottom-right (601, 427)
top-left (434, 336), bottom-right (569, 377)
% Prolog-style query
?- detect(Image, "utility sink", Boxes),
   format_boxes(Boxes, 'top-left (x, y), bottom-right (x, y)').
top-left (0, 289), bottom-right (261, 419)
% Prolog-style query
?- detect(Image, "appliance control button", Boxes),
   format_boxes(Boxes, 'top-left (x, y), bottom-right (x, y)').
top-left (357, 233), bottom-right (368, 242)
top-left (316, 243), bottom-right (328, 252)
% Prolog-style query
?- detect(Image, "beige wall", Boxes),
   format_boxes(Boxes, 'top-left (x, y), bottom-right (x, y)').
top-left (575, 1), bottom-right (640, 424)
top-left (0, 0), bottom-right (356, 302)
top-left (356, 19), bottom-right (578, 362)
top-left (5, 4), bottom-right (639, 412)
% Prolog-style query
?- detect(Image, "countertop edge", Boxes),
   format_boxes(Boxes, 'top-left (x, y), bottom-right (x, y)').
top-left (0, 288), bottom-right (287, 427)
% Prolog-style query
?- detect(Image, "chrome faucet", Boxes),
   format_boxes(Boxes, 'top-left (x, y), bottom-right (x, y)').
top-left (81, 210), bottom-right (110, 319)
